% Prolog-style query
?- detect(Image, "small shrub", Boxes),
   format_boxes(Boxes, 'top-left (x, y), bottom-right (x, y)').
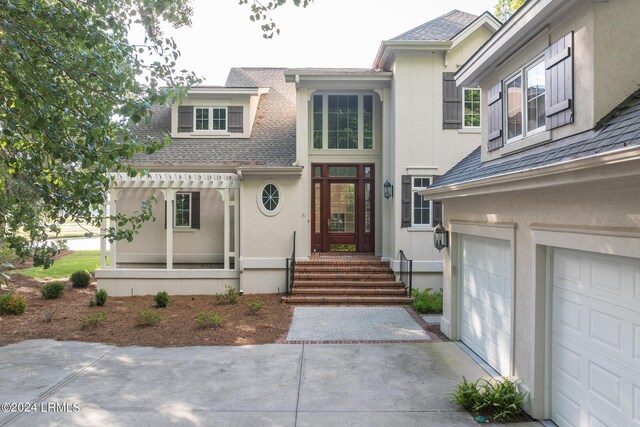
top-left (93, 289), bottom-right (108, 306)
top-left (137, 309), bottom-right (164, 326)
top-left (215, 286), bottom-right (238, 305)
top-left (41, 281), bottom-right (65, 300)
top-left (70, 270), bottom-right (92, 288)
top-left (80, 312), bottom-right (106, 329)
top-left (411, 288), bottom-right (443, 314)
top-left (246, 301), bottom-right (266, 315)
top-left (95, 288), bottom-right (108, 306)
top-left (451, 377), bottom-right (483, 412)
top-left (195, 311), bottom-right (224, 329)
top-left (0, 293), bottom-right (27, 315)
top-left (43, 308), bottom-right (56, 323)
top-left (154, 290), bottom-right (169, 308)
top-left (451, 377), bottom-right (526, 422)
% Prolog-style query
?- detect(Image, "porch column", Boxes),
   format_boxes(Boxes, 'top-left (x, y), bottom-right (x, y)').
top-left (233, 188), bottom-right (239, 270)
top-left (109, 189), bottom-right (117, 269)
top-left (165, 189), bottom-right (175, 270)
top-left (100, 201), bottom-right (107, 269)
top-left (223, 188), bottom-right (230, 270)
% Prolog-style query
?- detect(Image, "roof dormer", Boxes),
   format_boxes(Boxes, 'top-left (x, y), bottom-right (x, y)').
top-left (171, 86), bottom-right (269, 138)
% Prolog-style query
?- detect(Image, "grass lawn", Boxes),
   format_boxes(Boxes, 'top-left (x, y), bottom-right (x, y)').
top-left (12, 250), bottom-right (100, 279)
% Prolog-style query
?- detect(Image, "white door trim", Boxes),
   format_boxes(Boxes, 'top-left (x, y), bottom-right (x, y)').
top-left (530, 225), bottom-right (640, 420)
top-left (449, 221), bottom-right (516, 377)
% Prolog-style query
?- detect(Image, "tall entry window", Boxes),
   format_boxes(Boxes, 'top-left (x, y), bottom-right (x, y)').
top-left (312, 94), bottom-right (375, 150)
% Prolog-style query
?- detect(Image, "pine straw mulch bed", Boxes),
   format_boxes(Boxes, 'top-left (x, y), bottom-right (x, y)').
top-left (0, 274), bottom-right (293, 347)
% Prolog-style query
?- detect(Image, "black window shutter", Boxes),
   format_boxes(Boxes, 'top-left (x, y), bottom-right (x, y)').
top-left (432, 201), bottom-right (443, 226)
top-left (228, 106), bottom-right (243, 133)
top-left (430, 175), bottom-right (442, 226)
top-left (164, 200), bottom-right (167, 229)
top-left (191, 192), bottom-right (200, 229)
top-left (401, 175), bottom-right (411, 228)
top-left (545, 32), bottom-right (574, 130)
top-left (487, 82), bottom-right (504, 151)
top-left (178, 106), bottom-right (193, 132)
top-left (443, 72), bottom-right (462, 129)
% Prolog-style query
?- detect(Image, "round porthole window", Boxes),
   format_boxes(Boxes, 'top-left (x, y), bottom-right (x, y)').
top-left (257, 181), bottom-right (283, 216)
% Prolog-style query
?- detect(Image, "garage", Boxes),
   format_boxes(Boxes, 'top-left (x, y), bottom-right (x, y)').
top-left (460, 234), bottom-right (512, 376)
top-left (551, 248), bottom-right (640, 426)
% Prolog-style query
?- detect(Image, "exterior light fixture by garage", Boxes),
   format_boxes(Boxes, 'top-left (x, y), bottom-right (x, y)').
top-left (433, 223), bottom-right (448, 252)
top-left (383, 180), bottom-right (393, 199)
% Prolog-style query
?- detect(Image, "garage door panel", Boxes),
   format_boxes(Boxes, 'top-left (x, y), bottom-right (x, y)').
top-left (552, 249), bottom-right (640, 427)
top-left (554, 388), bottom-right (582, 427)
top-left (460, 235), bottom-right (511, 376)
top-left (553, 288), bottom-right (583, 336)
top-left (552, 338), bottom-right (582, 386)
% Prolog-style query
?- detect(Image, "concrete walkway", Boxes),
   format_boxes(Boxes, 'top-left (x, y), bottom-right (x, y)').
top-left (286, 307), bottom-right (430, 342)
top-left (0, 339), bottom-right (539, 426)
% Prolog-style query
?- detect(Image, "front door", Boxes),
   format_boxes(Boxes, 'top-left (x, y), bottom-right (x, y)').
top-left (311, 164), bottom-right (374, 252)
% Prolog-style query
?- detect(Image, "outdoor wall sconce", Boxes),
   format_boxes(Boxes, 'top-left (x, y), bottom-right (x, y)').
top-left (433, 223), bottom-right (449, 252)
top-left (383, 180), bottom-right (393, 199)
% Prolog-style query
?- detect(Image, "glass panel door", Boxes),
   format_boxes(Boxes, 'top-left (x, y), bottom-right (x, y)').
top-left (329, 183), bottom-right (355, 233)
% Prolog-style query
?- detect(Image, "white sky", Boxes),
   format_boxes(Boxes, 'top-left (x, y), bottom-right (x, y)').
top-left (163, 0), bottom-right (498, 85)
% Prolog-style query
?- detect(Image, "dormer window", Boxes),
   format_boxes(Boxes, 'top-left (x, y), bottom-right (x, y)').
top-left (505, 58), bottom-right (546, 143)
top-left (487, 32), bottom-right (573, 153)
top-left (177, 105), bottom-right (244, 134)
top-left (195, 107), bottom-right (227, 131)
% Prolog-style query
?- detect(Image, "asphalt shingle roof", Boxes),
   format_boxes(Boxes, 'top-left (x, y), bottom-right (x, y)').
top-left (431, 90), bottom-right (640, 189)
top-left (391, 10), bottom-right (477, 41)
top-left (130, 68), bottom-right (296, 168)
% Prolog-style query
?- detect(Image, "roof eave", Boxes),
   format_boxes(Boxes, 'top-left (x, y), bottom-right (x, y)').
top-left (236, 166), bottom-right (303, 176)
top-left (420, 146), bottom-right (640, 199)
top-left (449, 12), bottom-right (502, 50)
top-left (455, 0), bottom-right (576, 87)
top-left (372, 40), bottom-right (453, 70)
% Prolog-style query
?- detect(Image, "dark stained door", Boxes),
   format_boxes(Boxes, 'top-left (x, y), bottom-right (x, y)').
top-left (311, 164), bottom-right (374, 253)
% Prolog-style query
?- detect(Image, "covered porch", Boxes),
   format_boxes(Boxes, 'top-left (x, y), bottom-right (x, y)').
top-left (95, 172), bottom-right (241, 296)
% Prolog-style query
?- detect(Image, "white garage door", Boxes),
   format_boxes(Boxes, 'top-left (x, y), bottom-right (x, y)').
top-left (552, 248), bottom-right (640, 427)
top-left (460, 235), bottom-right (512, 376)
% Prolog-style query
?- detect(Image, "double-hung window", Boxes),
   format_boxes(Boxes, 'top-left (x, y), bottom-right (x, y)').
top-left (505, 59), bottom-right (546, 143)
top-left (463, 88), bottom-right (481, 128)
top-left (175, 193), bottom-right (191, 227)
top-left (412, 177), bottom-right (432, 227)
top-left (194, 107), bottom-right (227, 131)
top-left (312, 94), bottom-right (374, 150)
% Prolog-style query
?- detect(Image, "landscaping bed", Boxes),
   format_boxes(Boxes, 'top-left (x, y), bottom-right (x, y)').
top-left (0, 274), bottom-right (293, 347)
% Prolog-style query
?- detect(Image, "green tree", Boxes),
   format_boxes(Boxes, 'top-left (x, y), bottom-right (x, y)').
top-left (240, 0), bottom-right (313, 38)
top-left (0, 0), bottom-right (200, 267)
top-left (0, 0), bottom-right (311, 268)
top-left (494, 0), bottom-right (526, 22)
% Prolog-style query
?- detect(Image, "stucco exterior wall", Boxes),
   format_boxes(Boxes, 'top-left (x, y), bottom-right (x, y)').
top-left (388, 28), bottom-right (492, 278)
top-left (239, 174), bottom-right (302, 293)
top-left (593, 0), bottom-right (640, 123)
top-left (440, 171), bottom-right (640, 417)
top-left (115, 188), bottom-right (225, 264)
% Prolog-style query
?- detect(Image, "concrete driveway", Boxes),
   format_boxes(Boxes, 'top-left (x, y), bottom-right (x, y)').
top-left (0, 340), bottom-right (536, 426)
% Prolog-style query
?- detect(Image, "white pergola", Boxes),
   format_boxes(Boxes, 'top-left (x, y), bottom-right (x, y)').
top-left (101, 172), bottom-right (241, 271)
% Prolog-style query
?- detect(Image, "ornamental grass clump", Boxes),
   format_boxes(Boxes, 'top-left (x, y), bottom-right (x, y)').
top-left (451, 377), bottom-right (526, 422)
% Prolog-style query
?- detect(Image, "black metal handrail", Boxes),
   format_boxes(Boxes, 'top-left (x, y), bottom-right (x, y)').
top-left (399, 250), bottom-right (413, 297)
top-left (285, 231), bottom-right (296, 294)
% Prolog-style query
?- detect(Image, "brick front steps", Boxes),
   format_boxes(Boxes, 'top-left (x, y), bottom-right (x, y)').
top-left (281, 255), bottom-right (413, 305)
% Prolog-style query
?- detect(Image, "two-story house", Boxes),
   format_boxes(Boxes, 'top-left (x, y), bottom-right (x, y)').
top-left (95, 11), bottom-right (499, 301)
top-left (421, 0), bottom-right (640, 424)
